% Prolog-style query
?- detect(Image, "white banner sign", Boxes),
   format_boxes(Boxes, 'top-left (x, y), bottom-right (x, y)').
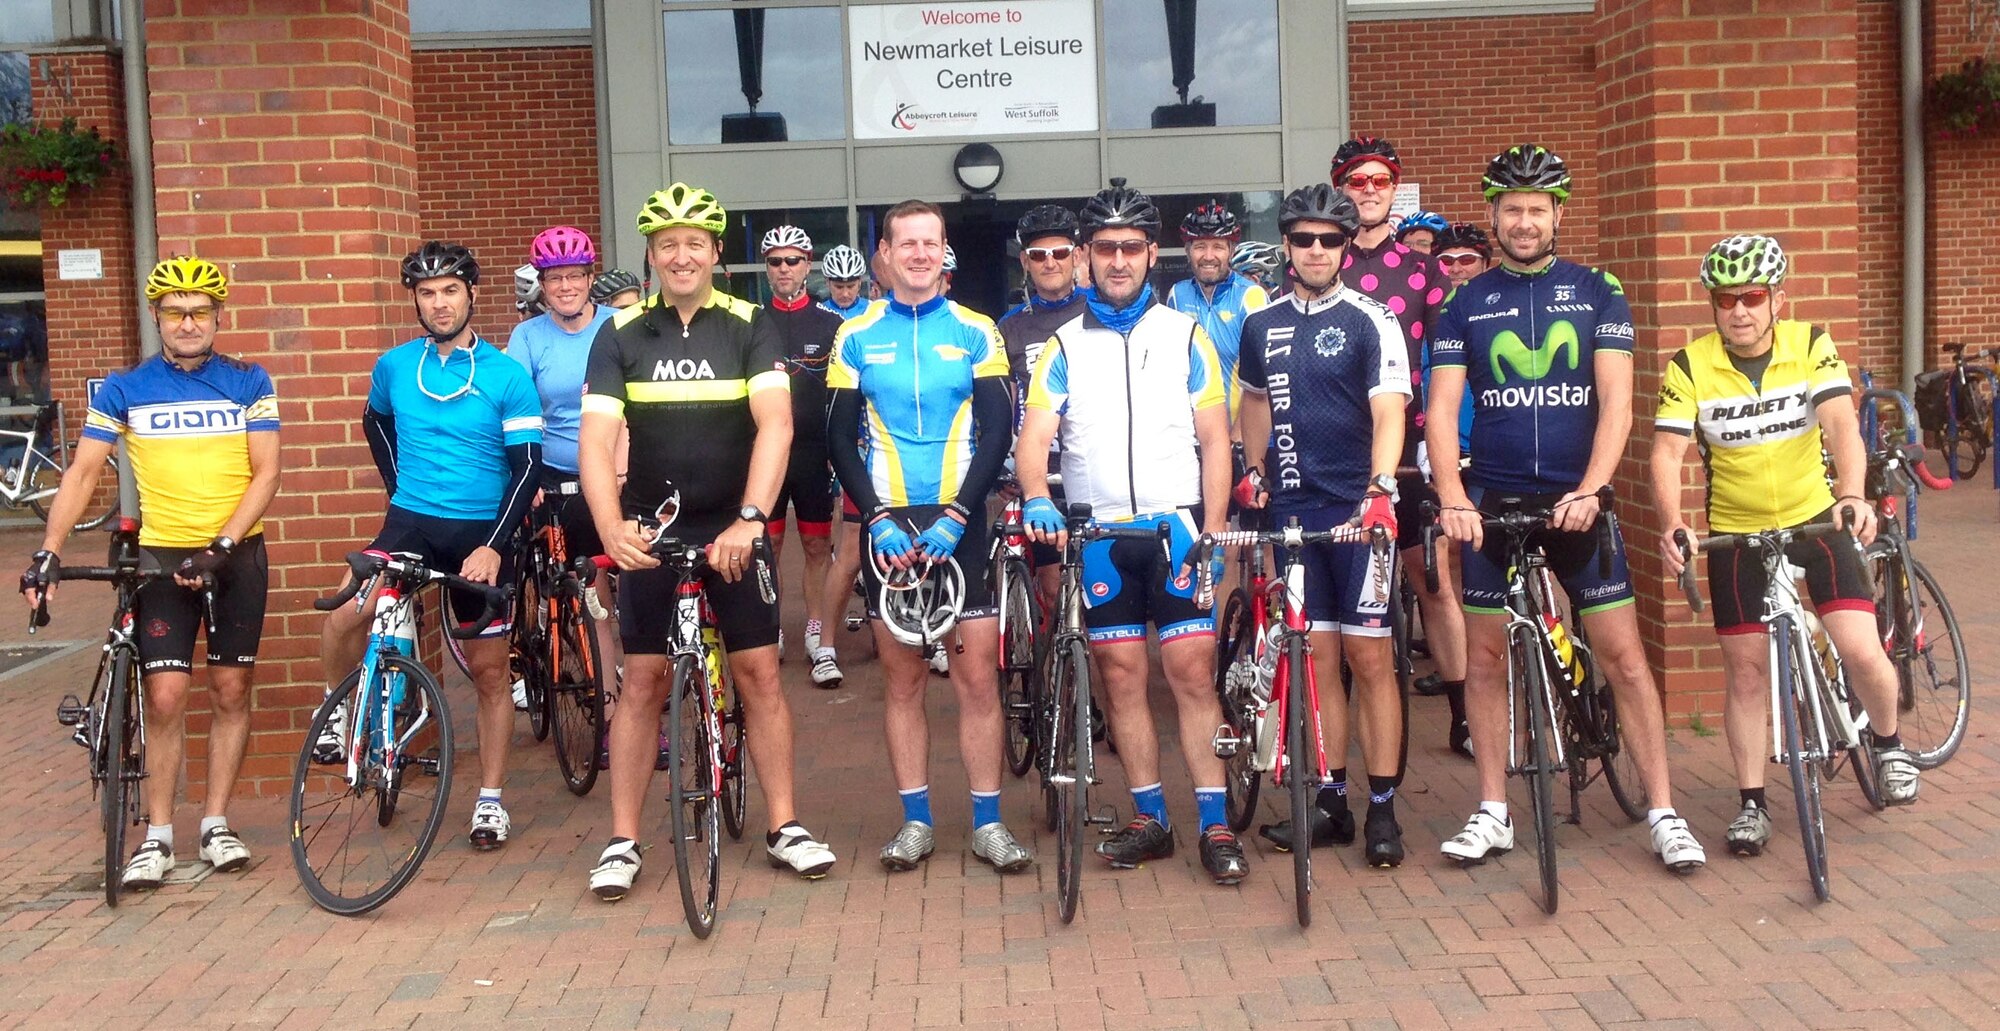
top-left (849, 0), bottom-right (1097, 140)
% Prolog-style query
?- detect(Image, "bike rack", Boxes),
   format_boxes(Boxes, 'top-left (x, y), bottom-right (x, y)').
top-left (1858, 380), bottom-right (1923, 540)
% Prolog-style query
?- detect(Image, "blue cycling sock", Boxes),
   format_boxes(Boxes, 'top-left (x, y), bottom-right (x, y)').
top-left (971, 790), bottom-right (1001, 827)
top-left (899, 785), bottom-right (933, 826)
top-left (1131, 782), bottom-right (1167, 826)
top-left (1194, 787), bottom-right (1227, 830)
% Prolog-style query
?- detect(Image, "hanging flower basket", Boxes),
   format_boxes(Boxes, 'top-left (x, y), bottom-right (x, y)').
top-left (0, 117), bottom-right (118, 208)
top-left (1927, 57), bottom-right (2000, 140)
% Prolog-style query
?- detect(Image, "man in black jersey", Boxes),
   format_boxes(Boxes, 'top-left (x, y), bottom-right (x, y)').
top-left (996, 204), bottom-right (1083, 608)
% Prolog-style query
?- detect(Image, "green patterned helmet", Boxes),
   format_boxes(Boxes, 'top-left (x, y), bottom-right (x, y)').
top-left (1699, 234), bottom-right (1788, 289)
top-left (636, 182), bottom-right (727, 236)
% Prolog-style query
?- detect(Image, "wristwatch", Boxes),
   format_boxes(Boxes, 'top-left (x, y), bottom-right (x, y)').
top-left (738, 505), bottom-right (768, 524)
top-left (1365, 474), bottom-right (1398, 498)
top-left (211, 535), bottom-right (237, 554)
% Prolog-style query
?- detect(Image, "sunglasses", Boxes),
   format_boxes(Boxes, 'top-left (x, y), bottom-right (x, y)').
top-left (1285, 231), bottom-right (1350, 251)
top-left (1088, 239), bottom-right (1150, 257)
top-left (765, 255), bottom-right (809, 267)
top-left (1024, 245), bottom-right (1076, 263)
top-left (158, 305), bottom-right (217, 324)
top-left (1341, 172), bottom-right (1396, 191)
top-left (1712, 288), bottom-right (1772, 311)
top-left (1436, 253), bottom-right (1485, 268)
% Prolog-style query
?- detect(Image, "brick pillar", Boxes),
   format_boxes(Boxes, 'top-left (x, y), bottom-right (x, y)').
top-left (147, 0), bottom-right (418, 795)
top-left (1596, 0), bottom-right (1861, 719)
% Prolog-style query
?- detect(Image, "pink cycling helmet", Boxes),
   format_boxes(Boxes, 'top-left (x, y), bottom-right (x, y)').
top-left (529, 225), bottom-right (598, 270)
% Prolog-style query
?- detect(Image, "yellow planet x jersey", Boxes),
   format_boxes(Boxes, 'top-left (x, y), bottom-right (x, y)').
top-left (83, 352), bottom-right (280, 547)
top-left (1655, 320), bottom-right (1850, 534)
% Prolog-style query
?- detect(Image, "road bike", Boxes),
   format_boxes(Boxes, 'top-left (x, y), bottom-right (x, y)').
top-left (516, 483), bottom-right (610, 794)
top-left (991, 480), bottom-right (1045, 779)
top-left (0, 400), bottom-right (116, 531)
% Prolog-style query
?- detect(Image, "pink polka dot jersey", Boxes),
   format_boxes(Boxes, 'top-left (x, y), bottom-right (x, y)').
top-left (1340, 238), bottom-right (1448, 460)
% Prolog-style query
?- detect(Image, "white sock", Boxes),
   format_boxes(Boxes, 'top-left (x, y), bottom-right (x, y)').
top-left (1478, 801), bottom-right (1508, 823)
top-left (199, 815), bottom-right (227, 837)
top-left (1647, 808), bottom-right (1677, 827)
top-left (146, 823), bottom-right (174, 849)
top-left (479, 788), bottom-right (502, 804)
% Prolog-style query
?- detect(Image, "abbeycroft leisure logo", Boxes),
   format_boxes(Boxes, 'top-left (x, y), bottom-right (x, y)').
top-left (890, 101), bottom-right (975, 132)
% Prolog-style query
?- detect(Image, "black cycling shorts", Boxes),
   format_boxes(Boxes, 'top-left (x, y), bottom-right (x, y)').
top-left (859, 503), bottom-right (997, 622)
top-left (775, 446), bottom-right (834, 536)
top-left (1707, 511), bottom-right (1875, 635)
top-left (135, 535), bottom-right (269, 675)
top-left (1079, 505), bottom-right (1211, 645)
top-left (618, 524), bottom-right (780, 654)
top-left (367, 505), bottom-right (514, 638)
top-left (1394, 473), bottom-right (1435, 554)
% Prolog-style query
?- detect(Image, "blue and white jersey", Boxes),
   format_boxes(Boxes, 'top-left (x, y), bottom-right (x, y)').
top-left (367, 337), bottom-right (544, 520)
top-left (505, 306), bottom-right (616, 475)
top-left (1429, 259), bottom-right (1634, 494)
top-left (1166, 273), bottom-right (1269, 417)
top-left (1238, 286), bottom-right (1410, 511)
top-left (820, 294), bottom-right (870, 322)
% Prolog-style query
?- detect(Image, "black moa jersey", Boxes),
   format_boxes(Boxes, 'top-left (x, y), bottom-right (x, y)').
top-left (583, 290), bottom-right (788, 533)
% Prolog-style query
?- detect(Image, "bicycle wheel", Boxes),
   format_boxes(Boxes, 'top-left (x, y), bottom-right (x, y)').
top-left (290, 656), bottom-right (454, 915)
top-left (1876, 555), bottom-right (1970, 769)
top-left (1775, 618), bottom-right (1831, 903)
top-left (1284, 632), bottom-right (1315, 927)
top-left (1951, 395), bottom-right (1989, 479)
top-left (99, 650), bottom-right (139, 907)
top-left (999, 559), bottom-right (1038, 778)
top-left (668, 654), bottom-right (721, 938)
top-left (1051, 636), bottom-right (1090, 924)
top-left (1594, 683), bottom-right (1647, 823)
top-left (1521, 633), bottom-right (1561, 915)
top-left (720, 690), bottom-right (747, 842)
top-left (548, 586), bottom-right (606, 796)
top-left (28, 449), bottom-right (118, 531)
top-left (1212, 587), bottom-right (1262, 833)
top-left (514, 561), bottom-right (551, 742)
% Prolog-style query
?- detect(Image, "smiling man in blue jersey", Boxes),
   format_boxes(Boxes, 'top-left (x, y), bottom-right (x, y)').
top-left (1167, 199), bottom-right (1268, 426)
top-left (1427, 145), bottom-right (1705, 874)
top-left (318, 242), bottom-right (545, 854)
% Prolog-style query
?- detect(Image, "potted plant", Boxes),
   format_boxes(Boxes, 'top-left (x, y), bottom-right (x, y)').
top-left (1927, 57), bottom-right (2000, 140)
top-left (0, 117), bottom-right (118, 208)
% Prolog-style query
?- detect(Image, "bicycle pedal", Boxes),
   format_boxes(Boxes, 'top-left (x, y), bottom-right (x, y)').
top-left (412, 755), bottom-right (441, 776)
top-left (55, 695), bottom-right (86, 726)
top-left (844, 615), bottom-right (863, 632)
top-left (1212, 725), bottom-right (1243, 759)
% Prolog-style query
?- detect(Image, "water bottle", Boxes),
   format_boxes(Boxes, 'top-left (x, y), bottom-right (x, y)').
top-left (1542, 614), bottom-right (1586, 692)
top-left (702, 624), bottom-right (728, 713)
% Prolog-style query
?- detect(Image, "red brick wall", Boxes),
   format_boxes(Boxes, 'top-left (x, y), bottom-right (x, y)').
top-left (1349, 14), bottom-right (1601, 262)
top-left (1926, 1), bottom-right (2000, 363)
top-left (413, 46), bottom-right (600, 337)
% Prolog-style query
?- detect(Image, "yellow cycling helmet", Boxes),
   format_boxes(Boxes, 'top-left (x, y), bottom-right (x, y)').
top-left (144, 255), bottom-right (228, 302)
top-left (636, 182), bottom-right (727, 236)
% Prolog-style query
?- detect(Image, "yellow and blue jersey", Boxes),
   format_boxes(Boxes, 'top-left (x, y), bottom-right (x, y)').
top-left (83, 352), bottom-right (280, 548)
top-left (826, 295), bottom-right (1008, 508)
top-left (1166, 273), bottom-right (1268, 418)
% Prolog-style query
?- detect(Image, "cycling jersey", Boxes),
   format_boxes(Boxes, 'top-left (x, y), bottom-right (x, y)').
top-left (83, 352), bottom-right (280, 548)
top-left (1166, 273), bottom-right (1269, 416)
top-left (505, 305), bottom-right (616, 474)
top-left (367, 337), bottom-right (544, 522)
top-left (1655, 319), bottom-right (1850, 533)
top-left (820, 295), bottom-right (870, 322)
top-left (998, 291), bottom-right (1084, 433)
top-left (582, 291), bottom-right (788, 534)
top-left (1026, 302), bottom-right (1225, 522)
top-left (1429, 259), bottom-right (1635, 494)
top-left (826, 295), bottom-right (1008, 508)
top-left (1340, 238), bottom-right (1448, 462)
top-left (1237, 286), bottom-right (1410, 511)
top-left (766, 293), bottom-right (842, 449)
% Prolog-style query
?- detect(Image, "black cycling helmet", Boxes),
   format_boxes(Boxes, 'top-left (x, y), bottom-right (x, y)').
top-left (1077, 177), bottom-right (1161, 241)
top-left (1330, 136), bottom-right (1402, 182)
top-left (1482, 144), bottom-right (1572, 202)
top-left (1435, 222), bottom-right (1491, 257)
top-left (590, 267), bottom-right (642, 304)
top-left (401, 241), bottom-right (480, 289)
top-left (1015, 204), bottom-right (1080, 247)
top-left (1278, 184), bottom-right (1361, 235)
top-left (1179, 200), bottom-right (1241, 242)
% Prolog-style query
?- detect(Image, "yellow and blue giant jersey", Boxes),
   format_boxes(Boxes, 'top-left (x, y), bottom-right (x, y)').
top-left (826, 294), bottom-right (1008, 508)
top-left (83, 352), bottom-right (280, 547)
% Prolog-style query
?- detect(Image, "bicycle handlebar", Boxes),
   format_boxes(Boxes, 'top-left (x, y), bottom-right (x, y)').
top-left (313, 551), bottom-right (513, 639)
top-left (1674, 520), bottom-right (1851, 612)
top-left (1190, 521), bottom-right (1386, 606)
top-left (574, 534), bottom-right (777, 606)
top-left (26, 563), bottom-right (205, 635)
top-left (1421, 485), bottom-right (1618, 594)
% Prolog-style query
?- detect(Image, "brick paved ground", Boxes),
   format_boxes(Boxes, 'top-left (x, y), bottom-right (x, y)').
top-left (0, 488), bottom-right (1996, 1030)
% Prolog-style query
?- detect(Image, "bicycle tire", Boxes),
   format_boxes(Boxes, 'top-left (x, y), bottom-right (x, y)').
top-left (28, 450), bottom-right (118, 531)
top-left (1285, 631), bottom-right (1314, 928)
top-left (720, 691), bottom-right (747, 842)
top-left (668, 654), bottom-right (721, 938)
top-left (549, 585), bottom-right (606, 796)
top-left (1876, 555), bottom-right (1970, 769)
top-left (1521, 632), bottom-right (1560, 915)
top-left (1775, 617), bottom-right (1832, 903)
top-left (1595, 684), bottom-right (1647, 823)
top-left (1000, 560), bottom-right (1037, 778)
top-left (100, 649), bottom-right (138, 907)
top-left (290, 656), bottom-right (454, 916)
top-left (1213, 588), bottom-right (1262, 833)
top-left (515, 561), bottom-right (552, 742)
top-left (1808, 620), bottom-right (1885, 812)
top-left (1052, 636), bottom-right (1089, 924)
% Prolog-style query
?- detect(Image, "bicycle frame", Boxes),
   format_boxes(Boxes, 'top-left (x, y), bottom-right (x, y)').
top-left (0, 402), bottom-right (69, 508)
top-left (1751, 546), bottom-right (1866, 768)
top-left (338, 576), bottom-right (437, 792)
top-left (1500, 560), bottom-right (1572, 781)
top-left (1264, 538), bottom-right (1326, 787)
top-left (1940, 347), bottom-right (1997, 484)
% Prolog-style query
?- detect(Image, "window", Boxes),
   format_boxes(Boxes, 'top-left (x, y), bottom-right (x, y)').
top-left (664, 5), bottom-right (845, 146)
top-left (0, 1), bottom-right (56, 46)
top-left (1102, 0), bottom-right (1279, 131)
top-left (0, 52), bottom-right (28, 126)
top-left (410, 0), bottom-right (589, 34)
top-left (717, 206), bottom-right (851, 303)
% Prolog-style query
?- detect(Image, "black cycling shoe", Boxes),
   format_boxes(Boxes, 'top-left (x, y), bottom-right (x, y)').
top-left (1364, 808), bottom-right (1405, 868)
top-left (1199, 825), bottom-right (1249, 885)
top-left (1414, 673), bottom-right (1447, 697)
top-left (1096, 815), bottom-right (1174, 868)
top-left (1259, 805), bottom-right (1355, 853)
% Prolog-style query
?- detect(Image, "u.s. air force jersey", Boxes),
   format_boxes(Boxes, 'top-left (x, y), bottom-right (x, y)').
top-left (1429, 259), bottom-right (1633, 494)
top-left (582, 290), bottom-right (788, 533)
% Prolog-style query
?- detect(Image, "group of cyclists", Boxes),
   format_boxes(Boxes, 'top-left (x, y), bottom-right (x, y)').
top-left (21, 134), bottom-right (1925, 908)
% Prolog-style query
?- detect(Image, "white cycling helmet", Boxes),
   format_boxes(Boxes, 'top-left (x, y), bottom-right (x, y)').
top-left (877, 557), bottom-right (965, 648)
top-left (513, 263), bottom-right (543, 315)
top-left (759, 225), bottom-right (813, 255)
top-left (942, 244), bottom-right (958, 274)
top-left (820, 244), bottom-right (866, 281)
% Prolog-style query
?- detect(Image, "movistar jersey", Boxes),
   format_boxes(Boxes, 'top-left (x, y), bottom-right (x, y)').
top-left (820, 295), bottom-right (870, 321)
top-left (368, 337), bottom-right (543, 521)
top-left (84, 352), bottom-right (280, 547)
top-left (1166, 273), bottom-right (1269, 417)
top-left (1656, 320), bottom-right (1850, 533)
top-left (826, 295), bottom-right (1008, 508)
top-left (505, 305), bottom-right (617, 474)
top-left (1238, 286), bottom-right (1410, 510)
top-left (1429, 259), bottom-right (1634, 493)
